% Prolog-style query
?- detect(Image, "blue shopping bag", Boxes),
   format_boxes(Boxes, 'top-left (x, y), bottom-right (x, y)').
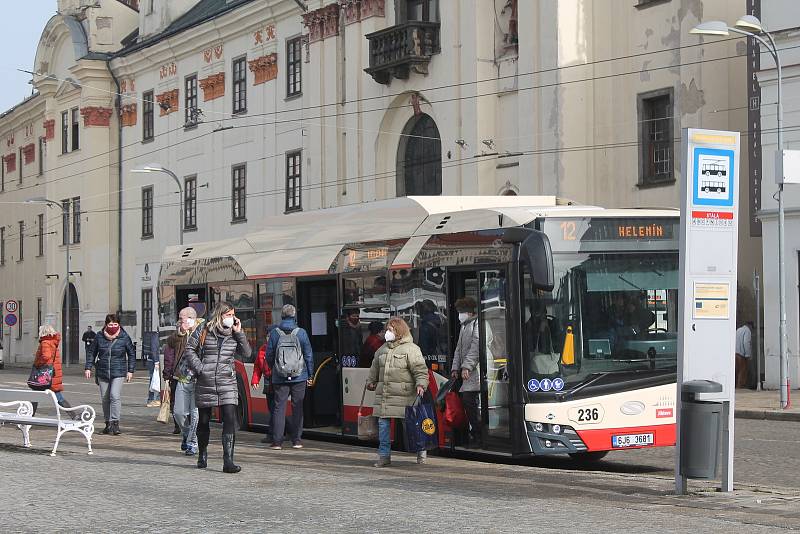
top-left (404, 396), bottom-right (438, 452)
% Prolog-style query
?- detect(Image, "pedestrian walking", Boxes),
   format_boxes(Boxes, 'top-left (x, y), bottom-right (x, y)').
top-left (184, 302), bottom-right (251, 473)
top-left (35, 324), bottom-right (71, 408)
top-left (251, 341), bottom-right (278, 443)
top-left (143, 331), bottom-right (161, 407)
top-left (84, 314), bottom-right (136, 435)
top-left (162, 329), bottom-right (181, 435)
top-left (265, 304), bottom-right (314, 450)
top-left (165, 307), bottom-right (204, 455)
top-left (736, 320), bottom-right (753, 388)
top-left (367, 317), bottom-right (429, 467)
top-left (450, 297), bottom-right (481, 448)
top-left (82, 325), bottom-right (96, 363)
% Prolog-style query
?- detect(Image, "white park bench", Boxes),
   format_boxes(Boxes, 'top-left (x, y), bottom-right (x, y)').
top-left (0, 388), bottom-right (95, 456)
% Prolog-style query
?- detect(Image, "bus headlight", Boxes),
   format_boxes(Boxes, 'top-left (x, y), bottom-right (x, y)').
top-left (551, 424), bottom-right (561, 434)
top-left (534, 423), bottom-right (544, 432)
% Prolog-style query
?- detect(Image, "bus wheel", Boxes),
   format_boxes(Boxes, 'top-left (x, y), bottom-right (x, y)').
top-left (568, 451), bottom-right (609, 462)
top-left (237, 381), bottom-right (249, 432)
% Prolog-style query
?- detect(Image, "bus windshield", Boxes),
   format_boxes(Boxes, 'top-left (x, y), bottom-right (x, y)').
top-left (523, 253), bottom-right (679, 394)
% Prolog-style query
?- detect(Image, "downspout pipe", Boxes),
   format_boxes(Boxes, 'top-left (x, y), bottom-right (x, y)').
top-left (107, 57), bottom-right (123, 314)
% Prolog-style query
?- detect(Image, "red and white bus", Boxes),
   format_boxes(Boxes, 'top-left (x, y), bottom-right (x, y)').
top-left (158, 197), bottom-right (679, 460)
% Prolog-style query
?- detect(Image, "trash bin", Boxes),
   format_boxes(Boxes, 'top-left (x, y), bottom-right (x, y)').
top-left (679, 380), bottom-right (723, 479)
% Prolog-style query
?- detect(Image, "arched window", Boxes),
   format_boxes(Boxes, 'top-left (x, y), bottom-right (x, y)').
top-left (396, 113), bottom-right (442, 196)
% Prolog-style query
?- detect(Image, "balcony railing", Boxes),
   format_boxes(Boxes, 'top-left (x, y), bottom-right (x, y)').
top-left (365, 21), bottom-right (441, 85)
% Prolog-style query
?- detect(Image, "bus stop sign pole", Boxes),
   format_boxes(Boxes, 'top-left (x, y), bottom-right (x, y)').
top-left (676, 128), bottom-right (740, 494)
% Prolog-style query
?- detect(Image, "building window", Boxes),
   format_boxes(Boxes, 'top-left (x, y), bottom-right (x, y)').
top-left (397, 113), bottom-right (442, 196)
top-left (143, 90), bottom-right (155, 142)
top-left (232, 57), bottom-right (247, 114)
top-left (185, 74), bottom-right (198, 127)
top-left (404, 0), bottom-right (439, 21)
top-left (0, 227), bottom-right (5, 265)
top-left (18, 147), bottom-right (23, 184)
top-left (286, 37), bottom-right (302, 98)
top-left (638, 88), bottom-right (674, 185)
top-left (1, 153), bottom-right (5, 192)
top-left (38, 137), bottom-right (44, 176)
top-left (37, 213), bottom-right (44, 256)
top-left (231, 165), bottom-right (247, 222)
top-left (61, 199), bottom-right (70, 245)
top-left (18, 220), bottom-right (24, 261)
top-left (71, 107), bottom-right (80, 151)
top-left (142, 186), bottom-right (154, 238)
top-left (61, 111), bottom-right (69, 154)
top-left (145, 0), bottom-right (153, 15)
top-left (72, 197), bottom-right (81, 244)
top-left (142, 288), bottom-right (153, 332)
top-left (285, 151), bottom-right (302, 212)
top-left (184, 175), bottom-right (197, 230)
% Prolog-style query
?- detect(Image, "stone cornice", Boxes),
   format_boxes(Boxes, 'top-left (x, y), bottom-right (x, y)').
top-left (247, 54), bottom-right (278, 85)
top-left (199, 72), bottom-right (226, 101)
top-left (109, 0), bottom-right (299, 76)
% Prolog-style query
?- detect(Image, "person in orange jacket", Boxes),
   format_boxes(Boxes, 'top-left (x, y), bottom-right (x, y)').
top-left (251, 342), bottom-right (279, 444)
top-left (35, 324), bottom-right (70, 408)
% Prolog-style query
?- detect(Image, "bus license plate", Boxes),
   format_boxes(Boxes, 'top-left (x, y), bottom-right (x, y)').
top-left (612, 433), bottom-right (654, 448)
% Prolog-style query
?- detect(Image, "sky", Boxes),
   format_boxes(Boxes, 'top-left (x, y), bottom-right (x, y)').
top-left (0, 2), bottom-right (58, 113)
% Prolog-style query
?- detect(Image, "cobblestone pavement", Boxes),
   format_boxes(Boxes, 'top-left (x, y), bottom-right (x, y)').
top-left (1, 369), bottom-right (799, 532)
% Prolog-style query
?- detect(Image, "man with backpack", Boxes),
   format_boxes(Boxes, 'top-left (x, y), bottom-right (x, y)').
top-left (265, 304), bottom-right (314, 449)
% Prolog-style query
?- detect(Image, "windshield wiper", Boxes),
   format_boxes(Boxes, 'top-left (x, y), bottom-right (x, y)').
top-left (555, 372), bottom-right (612, 401)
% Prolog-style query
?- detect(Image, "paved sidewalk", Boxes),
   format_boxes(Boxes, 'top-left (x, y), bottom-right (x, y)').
top-left (735, 388), bottom-right (800, 422)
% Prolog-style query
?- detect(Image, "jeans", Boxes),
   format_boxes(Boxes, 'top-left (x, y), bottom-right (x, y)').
top-left (146, 360), bottom-right (159, 402)
top-left (378, 417), bottom-right (392, 458)
top-left (272, 381), bottom-right (306, 445)
top-left (98, 377), bottom-right (124, 422)
top-left (174, 381), bottom-right (198, 450)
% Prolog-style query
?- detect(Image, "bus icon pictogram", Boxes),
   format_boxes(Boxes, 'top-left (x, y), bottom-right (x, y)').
top-left (701, 180), bottom-right (726, 193)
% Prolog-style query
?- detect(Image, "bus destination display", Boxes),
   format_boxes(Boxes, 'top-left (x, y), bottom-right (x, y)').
top-left (544, 218), bottom-right (678, 250)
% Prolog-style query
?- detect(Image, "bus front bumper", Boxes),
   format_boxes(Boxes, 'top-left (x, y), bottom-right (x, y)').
top-left (525, 422), bottom-right (588, 455)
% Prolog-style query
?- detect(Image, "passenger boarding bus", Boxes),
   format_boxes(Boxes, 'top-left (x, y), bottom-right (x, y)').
top-left (157, 197), bottom-right (679, 461)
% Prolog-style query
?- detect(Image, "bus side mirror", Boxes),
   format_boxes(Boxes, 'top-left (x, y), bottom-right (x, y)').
top-left (521, 230), bottom-right (555, 292)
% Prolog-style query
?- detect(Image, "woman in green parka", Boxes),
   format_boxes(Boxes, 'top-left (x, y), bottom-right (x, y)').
top-left (367, 317), bottom-right (429, 467)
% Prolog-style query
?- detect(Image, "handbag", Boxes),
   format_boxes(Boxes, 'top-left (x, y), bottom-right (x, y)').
top-left (27, 364), bottom-right (54, 391)
top-left (443, 391), bottom-right (468, 429)
top-left (404, 395), bottom-right (438, 452)
top-left (357, 381), bottom-right (378, 440)
top-left (156, 384), bottom-right (171, 424)
top-left (529, 328), bottom-right (561, 377)
top-left (434, 377), bottom-right (462, 411)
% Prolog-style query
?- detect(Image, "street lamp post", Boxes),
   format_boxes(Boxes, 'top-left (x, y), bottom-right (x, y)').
top-left (691, 16), bottom-right (788, 408)
top-left (27, 197), bottom-right (71, 367)
top-left (132, 165), bottom-right (184, 246)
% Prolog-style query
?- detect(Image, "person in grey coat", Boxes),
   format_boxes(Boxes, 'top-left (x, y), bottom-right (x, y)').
top-left (184, 301), bottom-right (251, 473)
top-left (450, 297), bottom-right (481, 447)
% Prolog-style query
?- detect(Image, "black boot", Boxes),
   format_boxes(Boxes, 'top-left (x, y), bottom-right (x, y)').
top-left (172, 415), bottom-right (181, 435)
top-left (196, 429), bottom-right (209, 469)
top-left (101, 421), bottom-right (110, 435)
top-left (111, 421), bottom-right (122, 435)
top-left (222, 433), bottom-right (241, 474)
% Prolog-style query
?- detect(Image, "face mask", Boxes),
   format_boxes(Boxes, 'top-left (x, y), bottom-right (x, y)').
top-left (384, 330), bottom-right (396, 342)
top-left (105, 324), bottom-right (120, 336)
top-left (222, 317), bottom-right (235, 329)
top-left (182, 318), bottom-right (195, 329)
top-left (458, 313), bottom-right (470, 324)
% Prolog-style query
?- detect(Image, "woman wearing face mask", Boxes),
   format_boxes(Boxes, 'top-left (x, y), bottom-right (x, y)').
top-left (84, 314), bottom-right (136, 435)
top-left (366, 317), bottom-right (429, 467)
top-left (450, 297), bottom-right (481, 448)
top-left (184, 301), bottom-right (251, 473)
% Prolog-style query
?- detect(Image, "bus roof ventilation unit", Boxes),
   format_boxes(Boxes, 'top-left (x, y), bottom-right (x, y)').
top-left (435, 215), bottom-right (451, 230)
top-left (181, 247), bottom-right (194, 258)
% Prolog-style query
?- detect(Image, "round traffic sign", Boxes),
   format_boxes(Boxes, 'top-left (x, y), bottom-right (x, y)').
top-left (5, 300), bottom-right (18, 314)
top-left (4, 314), bottom-right (17, 327)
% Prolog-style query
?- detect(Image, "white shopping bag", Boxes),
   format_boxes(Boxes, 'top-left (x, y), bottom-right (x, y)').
top-left (149, 362), bottom-right (161, 393)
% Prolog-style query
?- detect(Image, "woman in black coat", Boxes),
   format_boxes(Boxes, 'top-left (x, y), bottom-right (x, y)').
top-left (84, 314), bottom-right (136, 435)
top-left (184, 301), bottom-right (251, 473)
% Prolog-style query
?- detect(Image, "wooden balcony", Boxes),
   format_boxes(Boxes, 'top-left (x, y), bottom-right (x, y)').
top-left (364, 21), bottom-right (441, 84)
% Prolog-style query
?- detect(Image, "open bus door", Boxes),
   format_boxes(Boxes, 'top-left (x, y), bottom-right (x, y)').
top-left (296, 277), bottom-right (341, 432)
top-left (448, 268), bottom-right (512, 453)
